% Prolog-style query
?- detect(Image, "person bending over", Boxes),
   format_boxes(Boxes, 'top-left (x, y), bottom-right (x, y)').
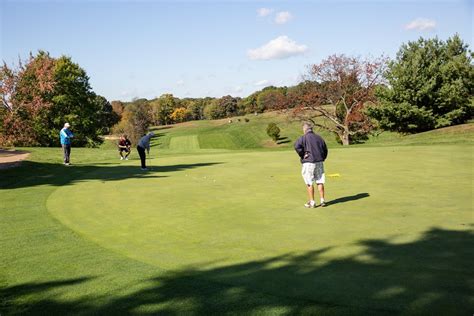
top-left (136, 132), bottom-right (155, 170)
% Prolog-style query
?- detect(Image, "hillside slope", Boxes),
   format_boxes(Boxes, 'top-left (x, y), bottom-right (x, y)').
top-left (146, 112), bottom-right (473, 151)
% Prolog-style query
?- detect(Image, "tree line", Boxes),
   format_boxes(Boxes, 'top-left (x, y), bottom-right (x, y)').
top-left (0, 51), bottom-right (119, 147)
top-left (1, 34), bottom-right (472, 147)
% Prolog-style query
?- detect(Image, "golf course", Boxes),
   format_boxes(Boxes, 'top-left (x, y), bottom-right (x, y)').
top-left (1, 114), bottom-right (473, 315)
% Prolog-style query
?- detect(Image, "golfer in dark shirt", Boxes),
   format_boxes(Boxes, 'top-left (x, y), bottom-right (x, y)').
top-left (294, 123), bottom-right (328, 208)
top-left (118, 134), bottom-right (132, 160)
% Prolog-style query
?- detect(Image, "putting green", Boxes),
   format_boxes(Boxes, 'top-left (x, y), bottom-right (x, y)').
top-left (47, 147), bottom-right (472, 272)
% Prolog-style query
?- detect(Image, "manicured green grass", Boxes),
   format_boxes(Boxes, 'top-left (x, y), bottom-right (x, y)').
top-left (152, 112), bottom-right (336, 150)
top-left (169, 135), bottom-right (200, 150)
top-left (151, 112), bottom-right (474, 151)
top-left (1, 123), bottom-right (473, 315)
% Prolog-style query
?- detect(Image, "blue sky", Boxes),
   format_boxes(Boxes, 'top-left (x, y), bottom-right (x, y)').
top-left (1, 0), bottom-right (472, 101)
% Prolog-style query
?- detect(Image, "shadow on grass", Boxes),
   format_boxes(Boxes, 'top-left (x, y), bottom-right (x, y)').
top-left (2, 227), bottom-right (473, 315)
top-left (276, 136), bottom-right (291, 145)
top-left (151, 126), bottom-right (173, 131)
top-left (0, 161), bottom-right (222, 190)
top-left (328, 193), bottom-right (370, 206)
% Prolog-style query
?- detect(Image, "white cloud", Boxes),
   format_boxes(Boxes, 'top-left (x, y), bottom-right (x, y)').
top-left (275, 11), bottom-right (293, 24)
top-left (255, 80), bottom-right (270, 86)
top-left (404, 18), bottom-right (436, 31)
top-left (234, 86), bottom-right (243, 93)
top-left (120, 88), bottom-right (159, 101)
top-left (120, 90), bottom-right (135, 98)
top-left (247, 36), bottom-right (308, 61)
top-left (257, 7), bottom-right (272, 17)
top-left (176, 80), bottom-right (185, 86)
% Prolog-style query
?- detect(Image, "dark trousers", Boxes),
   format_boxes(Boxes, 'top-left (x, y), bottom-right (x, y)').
top-left (119, 148), bottom-right (131, 158)
top-left (137, 145), bottom-right (146, 168)
top-left (62, 144), bottom-right (71, 164)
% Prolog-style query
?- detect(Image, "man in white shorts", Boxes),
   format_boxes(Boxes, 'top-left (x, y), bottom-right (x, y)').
top-left (294, 123), bottom-right (328, 208)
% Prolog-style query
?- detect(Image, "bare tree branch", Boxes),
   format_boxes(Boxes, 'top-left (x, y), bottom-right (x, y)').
top-left (293, 54), bottom-right (386, 145)
top-left (2, 96), bottom-right (13, 112)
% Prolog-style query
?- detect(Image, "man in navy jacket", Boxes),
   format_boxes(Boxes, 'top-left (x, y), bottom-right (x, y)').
top-left (294, 122), bottom-right (328, 208)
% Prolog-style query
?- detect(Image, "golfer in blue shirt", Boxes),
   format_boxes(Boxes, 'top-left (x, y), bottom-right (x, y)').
top-left (60, 122), bottom-right (74, 165)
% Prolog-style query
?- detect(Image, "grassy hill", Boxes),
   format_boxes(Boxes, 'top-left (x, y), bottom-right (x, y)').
top-left (150, 112), bottom-right (323, 151)
top-left (140, 112), bottom-right (474, 152)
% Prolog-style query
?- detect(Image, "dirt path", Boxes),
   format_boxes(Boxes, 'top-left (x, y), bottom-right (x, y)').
top-left (0, 149), bottom-right (30, 169)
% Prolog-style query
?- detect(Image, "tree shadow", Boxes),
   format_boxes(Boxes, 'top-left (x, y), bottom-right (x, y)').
top-left (154, 162), bottom-right (222, 173)
top-left (0, 149), bottom-right (30, 170)
top-left (276, 136), bottom-right (291, 145)
top-left (151, 126), bottom-right (173, 131)
top-left (328, 193), bottom-right (370, 206)
top-left (0, 161), bottom-right (223, 190)
top-left (2, 227), bottom-right (473, 315)
top-left (0, 277), bottom-right (95, 315)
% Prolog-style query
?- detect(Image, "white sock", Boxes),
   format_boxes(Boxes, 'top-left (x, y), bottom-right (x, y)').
top-left (310, 200), bottom-right (316, 205)
top-left (320, 198), bottom-right (325, 203)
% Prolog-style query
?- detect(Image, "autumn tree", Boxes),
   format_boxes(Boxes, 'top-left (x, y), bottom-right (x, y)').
top-left (294, 54), bottom-right (386, 145)
top-left (203, 96), bottom-right (238, 119)
top-left (219, 95), bottom-right (238, 117)
top-left (203, 99), bottom-right (222, 119)
top-left (112, 99), bottom-right (152, 144)
top-left (286, 81), bottom-right (320, 109)
top-left (0, 52), bottom-right (55, 145)
top-left (257, 88), bottom-right (287, 112)
top-left (170, 107), bottom-right (189, 123)
top-left (0, 51), bottom-right (117, 146)
top-left (240, 93), bottom-right (259, 114)
top-left (187, 100), bottom-right (205, 120)
top-left (149, 94), bottom-right (178, 125)
top-left (111, 100), bottom-right (125, 117)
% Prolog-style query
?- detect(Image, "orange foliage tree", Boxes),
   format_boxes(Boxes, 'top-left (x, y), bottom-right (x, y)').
top-left (293, 54), bottom-right (386, 145)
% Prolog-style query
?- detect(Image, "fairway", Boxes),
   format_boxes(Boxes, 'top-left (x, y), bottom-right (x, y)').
top-left (169, 135), bottom-right (200, 150)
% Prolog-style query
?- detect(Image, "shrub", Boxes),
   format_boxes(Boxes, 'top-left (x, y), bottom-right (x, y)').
top-left (266, 123), bottom-right (281, 142)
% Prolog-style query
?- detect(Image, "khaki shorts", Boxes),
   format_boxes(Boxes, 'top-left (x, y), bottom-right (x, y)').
top-left (302, 162), bottom-right (325, 185)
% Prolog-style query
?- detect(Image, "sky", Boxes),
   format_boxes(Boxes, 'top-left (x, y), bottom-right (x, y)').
top-left (1, 0), bottom-right (472, 102)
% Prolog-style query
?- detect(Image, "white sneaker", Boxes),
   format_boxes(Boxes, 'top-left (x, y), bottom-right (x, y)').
top-left (125, 157), bottom-right (128, 160)
top-left (304, 201), bottom-right (316, 208)
top-left (120, 157), bottom-right (123, 160)
top-left (141, 168), bottom-right (148, 171)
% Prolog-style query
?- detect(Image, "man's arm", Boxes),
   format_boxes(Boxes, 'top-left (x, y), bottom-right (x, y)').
top-left (322, 140), bottom-right (328, 160)
top-left (294, 137), bottom-right (305, 158)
